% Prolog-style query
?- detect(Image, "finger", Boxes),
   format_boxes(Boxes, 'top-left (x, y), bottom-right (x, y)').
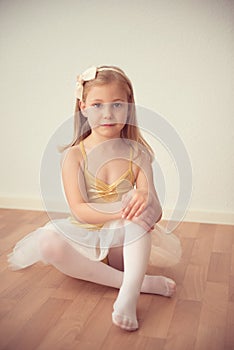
top-left (122, 205), bottom-right (130, 218)
top-left (126, 194), bottom-right (145, 212)
top-left (122, 207), bottom-right (132, 218)
top-left (126, 202), bottom-right (143, 219)
top-left (134, 202), bottom-right (146, 217)
top-left (122, 198), bottom-right (138, 218)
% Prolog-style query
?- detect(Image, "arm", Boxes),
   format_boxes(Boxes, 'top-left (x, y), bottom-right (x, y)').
top-left (61, 146), bottom-right (122, 225)
top-left (122, 150), bottom-right (162, 227)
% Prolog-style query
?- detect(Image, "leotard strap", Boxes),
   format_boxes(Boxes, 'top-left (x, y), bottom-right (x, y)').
top-left (79, 141), bottom-right (88, 169)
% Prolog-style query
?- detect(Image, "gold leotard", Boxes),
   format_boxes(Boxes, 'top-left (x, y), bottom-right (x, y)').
top-left (69, 140), bottom-right (135, 230)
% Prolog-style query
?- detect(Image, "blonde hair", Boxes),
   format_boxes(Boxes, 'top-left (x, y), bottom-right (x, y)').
top-left (61, 65), bottom-right (154, 160)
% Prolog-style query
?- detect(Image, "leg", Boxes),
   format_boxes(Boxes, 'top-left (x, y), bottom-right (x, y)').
top-left (39, 231), bottom-right (124, 288)
top-left (38, 230), bottom-right (175, 297)
top-left (108, 246), bottom-right (124, 271)
top-left (111, 221), bottom-right (177, 331)
top-left (112, 224), bottom-right (151, 331)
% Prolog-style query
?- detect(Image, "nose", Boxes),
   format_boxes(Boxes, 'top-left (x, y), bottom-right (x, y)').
top-left (103, 103), bottom-right (112, 119)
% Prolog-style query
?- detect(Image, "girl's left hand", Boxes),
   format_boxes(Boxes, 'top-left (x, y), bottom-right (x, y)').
top-left (121, 189), bottom-right (148, 220)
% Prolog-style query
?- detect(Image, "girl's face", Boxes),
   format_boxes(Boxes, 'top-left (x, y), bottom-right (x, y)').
top-left (80, 82), bottom-right (129, 139)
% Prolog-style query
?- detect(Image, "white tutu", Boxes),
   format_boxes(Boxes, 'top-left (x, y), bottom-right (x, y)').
top-left (149, 224), bottom-right (182, 267)
top-left (8, 217), bottom-right (182, 270)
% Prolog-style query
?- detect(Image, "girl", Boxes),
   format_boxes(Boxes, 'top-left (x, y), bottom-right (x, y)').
top-left (8, 65), bottom-right (181, 331)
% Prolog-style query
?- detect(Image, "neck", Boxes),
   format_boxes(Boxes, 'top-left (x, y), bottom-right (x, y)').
top-left (84, 132), bottom-right (127, 151)
top-left (89, 131), bottom-right (122, 145)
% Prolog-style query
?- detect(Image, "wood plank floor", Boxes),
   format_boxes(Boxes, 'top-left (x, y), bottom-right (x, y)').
top-left (0, 208), bottom-right (234, 350)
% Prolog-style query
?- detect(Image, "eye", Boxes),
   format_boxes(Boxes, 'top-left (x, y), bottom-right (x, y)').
top-left (92, 103), bottom-right (102, 108)
top-left (112, 102), bottom-right (123, 108)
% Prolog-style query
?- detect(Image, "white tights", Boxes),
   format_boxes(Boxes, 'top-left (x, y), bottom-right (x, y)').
top-left (37, 223), bottom-right (176, 331)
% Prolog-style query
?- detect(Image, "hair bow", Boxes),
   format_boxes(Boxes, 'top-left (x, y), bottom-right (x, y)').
top-left (75, 66), bottom-right (97, 100)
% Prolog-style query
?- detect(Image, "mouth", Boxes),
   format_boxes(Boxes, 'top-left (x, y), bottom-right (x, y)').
top-left (100, 124), bottom-right (116, 127)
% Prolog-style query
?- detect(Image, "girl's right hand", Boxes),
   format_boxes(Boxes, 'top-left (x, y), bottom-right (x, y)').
top-left (122, 189), bottom-right (160, 232)
top-left (131, 203), bottom-right (157, 232)
top-left (121, 189), bottom-right (148, 220)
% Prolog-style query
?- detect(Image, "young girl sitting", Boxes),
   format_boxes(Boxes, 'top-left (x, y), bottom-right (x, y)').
top-left (8, 65), bottom-right (181, 331)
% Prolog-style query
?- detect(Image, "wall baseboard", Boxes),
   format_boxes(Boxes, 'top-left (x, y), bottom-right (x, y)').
top-left (0, 196), bottom-right (233, 225)
top-left (162, 208), bottom-right (234, 225)
top-left (182, 210), bottom-right (234, 225)
top-left (0, 196), bottom-right (45, 211)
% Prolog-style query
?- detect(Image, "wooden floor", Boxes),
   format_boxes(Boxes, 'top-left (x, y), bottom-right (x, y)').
top-left (0, 208), bottom-right (234, 350)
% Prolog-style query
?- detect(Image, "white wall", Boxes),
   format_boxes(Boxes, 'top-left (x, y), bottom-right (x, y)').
top-left (0, 0), bottom-right (233, 224)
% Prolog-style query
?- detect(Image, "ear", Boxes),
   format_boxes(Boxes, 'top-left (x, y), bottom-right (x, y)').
top-left (79, 100), bottom-right (87, 117)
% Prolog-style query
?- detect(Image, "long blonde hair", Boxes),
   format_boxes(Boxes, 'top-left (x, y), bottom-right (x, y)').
top-left (62, 65), bottom-right (154, 160)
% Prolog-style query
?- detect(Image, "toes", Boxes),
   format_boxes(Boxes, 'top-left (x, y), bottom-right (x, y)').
top-left (112, 312), bottom-right (138, 331)
top-left (165, 278), bottom-right (176, 297)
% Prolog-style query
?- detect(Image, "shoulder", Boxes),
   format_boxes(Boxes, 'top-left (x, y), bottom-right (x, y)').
top-left (126, 142), bottom-right (152, 181)
top-left (131, 143), bottom-right (152, 167)
top-left (60, 144), bottom-right (84, 170)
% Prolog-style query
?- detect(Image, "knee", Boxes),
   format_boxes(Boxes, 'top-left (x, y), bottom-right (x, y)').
top-left (39, 230), bottom-right (67, 264)
top-left (122, 219), bottom-right (146, 237)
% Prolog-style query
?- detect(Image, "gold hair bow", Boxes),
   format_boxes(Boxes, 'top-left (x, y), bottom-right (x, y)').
top-left (75, 66), bottom-right (97, 100)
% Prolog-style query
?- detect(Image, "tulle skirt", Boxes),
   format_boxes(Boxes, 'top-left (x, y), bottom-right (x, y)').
top-left (8, 217), bottom-right (182, 270)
